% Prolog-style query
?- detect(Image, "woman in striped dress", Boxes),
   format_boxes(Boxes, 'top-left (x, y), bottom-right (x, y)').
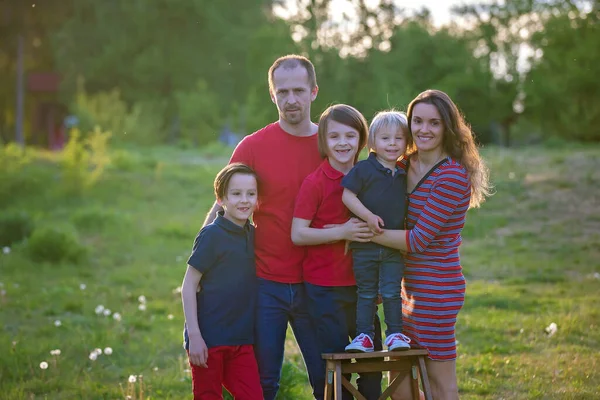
top-left (371, 90), bottom-right (491, 400)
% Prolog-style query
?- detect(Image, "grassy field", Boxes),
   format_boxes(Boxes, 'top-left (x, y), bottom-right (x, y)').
top-left (0, 141), bottom-right (598, 399)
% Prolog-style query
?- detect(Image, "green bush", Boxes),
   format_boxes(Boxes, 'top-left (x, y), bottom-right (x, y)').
top-left (0, 144), bottom-right (51, 207)
top-left (27, 226), bottom-right (87, 264)
top-left (0, 211), bottom-right (34, 247)
top-left (70, 207), bottom-right (123, 232)
top-left (110, 149), bottom-right (141, 171)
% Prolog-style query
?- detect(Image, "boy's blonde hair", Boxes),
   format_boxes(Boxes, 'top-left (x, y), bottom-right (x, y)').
top-left (368, 110), bottom-right (409, 151)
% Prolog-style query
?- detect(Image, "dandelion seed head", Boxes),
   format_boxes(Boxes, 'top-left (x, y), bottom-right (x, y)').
top-left (545, 322), bottom-right (558, 336)
top-left (138, 295), bottom-right (146, 303)
top-left (138, 304), bottom-right (146, 311)
top-left (89, 352), bottom-right (98, 360)
top-left (167, 314), bottom-right (174, 320)
top-left (508, 172), bottom-right (515, 180)
top-left (54, 320), bottom-right (62, 327)
top-left (50, 349), bottom-right (61, 356)
top-left (104, 347), bottom-right (113, 355)
top-left (94, 348), bottom-right (102, 355)
top-left (2, 246), bottom-right (10, 254)
top-left (153, 366), bottom-right (159, 371)
top-left (40, 361), bottom-right (48, 369)
top-left (103, 309), bottom-right (112, 317)
top-left (113, 312), bottom-right (122, 321)
top-left (128, 374), bottom-right (137, 383)
top-left (95, 305), bottom-right (105, 315)
top-left (79, 283), bottom-right (86, 290)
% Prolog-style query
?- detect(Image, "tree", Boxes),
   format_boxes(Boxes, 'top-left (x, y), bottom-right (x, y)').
top-left (524, 4), bottom-right (600, 140)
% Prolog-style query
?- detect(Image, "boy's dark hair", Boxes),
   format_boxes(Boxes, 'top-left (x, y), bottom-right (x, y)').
top-left (214, 163), bottom-right (259, 201)
top-left (317, 104), bottom-right (368, 164)
top-left (268, 54), bottom-right (317, 94)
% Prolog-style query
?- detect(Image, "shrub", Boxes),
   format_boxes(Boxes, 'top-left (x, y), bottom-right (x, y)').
top-left (60, 127), bottom-right (111, 195)
top-left (27, 226), bottom-right (86, 264)
top-left (0, 211), bottom-right (34, 247)
top-left (70, 207), bottom-right (122, 232)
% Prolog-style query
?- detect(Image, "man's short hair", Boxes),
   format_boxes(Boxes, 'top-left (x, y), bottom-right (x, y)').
top-left (268, 54), bottom-right (317, 94)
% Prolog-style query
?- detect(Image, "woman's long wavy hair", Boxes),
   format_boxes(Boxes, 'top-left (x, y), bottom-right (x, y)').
top-left (406, 89), bottom-right (492, 208)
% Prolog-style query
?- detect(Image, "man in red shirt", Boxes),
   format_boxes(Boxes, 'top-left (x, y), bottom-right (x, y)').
top-left (202, 55), bottom-right (324, 399)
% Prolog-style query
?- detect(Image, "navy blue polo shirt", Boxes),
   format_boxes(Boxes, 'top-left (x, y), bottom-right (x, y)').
top-left (341, 152), bottom-right (407, 250)
top-left (183, 211), bottom-right (257, 349)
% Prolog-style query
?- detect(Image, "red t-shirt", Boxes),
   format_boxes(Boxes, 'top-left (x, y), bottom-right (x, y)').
top-left (230, 122), bottom-right (322, 283)
top-left (293, 159), bottom-right (356, 287)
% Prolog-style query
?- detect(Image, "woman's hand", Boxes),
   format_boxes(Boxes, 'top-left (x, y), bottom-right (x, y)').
top-left (188, 333), bottom-right (209, 368)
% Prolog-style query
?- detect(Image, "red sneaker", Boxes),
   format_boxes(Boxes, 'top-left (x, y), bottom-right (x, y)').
top-left (345, 333), bottom-right (375, 353)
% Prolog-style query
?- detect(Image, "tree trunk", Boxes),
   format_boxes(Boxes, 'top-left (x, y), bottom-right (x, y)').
top-left (15, 34), bottom-right (25, 147)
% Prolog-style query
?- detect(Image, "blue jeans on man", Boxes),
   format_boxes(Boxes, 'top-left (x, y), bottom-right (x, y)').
top-left (305, 283), bottom-right (383, 400)
top-left (254, 278), bottom-right (325, 400)
top-left (353, 247), bottom-right (404, 338)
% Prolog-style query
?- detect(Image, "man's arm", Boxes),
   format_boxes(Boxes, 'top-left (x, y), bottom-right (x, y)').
top-left (202, 201), bottom-right (223, 227)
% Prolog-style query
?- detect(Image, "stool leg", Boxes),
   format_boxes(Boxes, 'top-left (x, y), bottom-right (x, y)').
top-left (417, 356), bottom-right (433, 400)
top-left (324, 360), bottom-right (334, 400)
top-left (334, 362), bottom-right (343, 400)
top-left (410, 362), bottom-right (420, 400)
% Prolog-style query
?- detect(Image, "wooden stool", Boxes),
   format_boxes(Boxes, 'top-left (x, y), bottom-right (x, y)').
top-left (322, 349), bottom-right (432, 400)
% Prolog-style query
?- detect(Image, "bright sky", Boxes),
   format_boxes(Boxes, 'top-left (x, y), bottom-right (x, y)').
top-left (277, 0), bottom-right (493, 27)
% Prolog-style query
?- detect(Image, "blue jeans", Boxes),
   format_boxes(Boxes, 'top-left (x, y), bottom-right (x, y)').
top-left (353, 247), bottom-right (404, 338)
top-left (305, 283), bottom-right (383, 400)
top-left (254, 278), bottom-right (324, 400)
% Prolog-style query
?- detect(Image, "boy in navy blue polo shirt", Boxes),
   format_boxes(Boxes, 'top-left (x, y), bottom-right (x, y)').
top-left (181, 163), bottom-right (263, 399)
top-left (342, 111), bottom-right (412, 353)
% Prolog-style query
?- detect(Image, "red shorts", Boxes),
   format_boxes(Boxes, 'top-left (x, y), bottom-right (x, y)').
top-left (188, 344), bottom-right (263, 400)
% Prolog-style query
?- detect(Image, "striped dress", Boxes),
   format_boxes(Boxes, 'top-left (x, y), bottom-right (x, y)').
top-left (399, 156), bottom-right (471, 360)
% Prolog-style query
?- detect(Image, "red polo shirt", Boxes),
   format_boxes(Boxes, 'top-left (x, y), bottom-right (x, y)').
top-left (293, 159), bottom-right (356, 287)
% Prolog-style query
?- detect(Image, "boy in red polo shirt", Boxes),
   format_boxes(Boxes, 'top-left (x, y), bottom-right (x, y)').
top-left (291, 104), bottom-right (383, 400)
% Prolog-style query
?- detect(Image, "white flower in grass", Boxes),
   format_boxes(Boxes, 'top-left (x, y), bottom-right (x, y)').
top-left (79, 283), bottom-right (86, 290)
top-left (2, 246), bottom-right (10, 255)
top-left (138, 295), bottom-right (146, 303)
top-left (89, 352), bottom-right (98, 361)
top-left (95, 305), bottom-right (105, 315)
top-left (153, 366), bottom-right (159, 371)
top-left (172, 286), bottom-right (182, 294)
top-left (54, 320), bottom-right (62, 327)
top-left (103, 309), bottom-right (112, 317)
top-left (50, 349), bottom-right (61, 356)
top-left (40, 361), bottom-right (48, 369)
top-left (104, 347), bottom-right (113, 355)
top-left (138, 304), bottom-right (146, 311)
top-left (128, 374), bottom-right (137, 383)
top-left (113, 312), bottom-right (122, 321)
top-left (94, 348), bottom-right (102, 355)
top-left (545, 322), bottom-right (558, 337)
top-left (167, 314), bottom-right (174, 320)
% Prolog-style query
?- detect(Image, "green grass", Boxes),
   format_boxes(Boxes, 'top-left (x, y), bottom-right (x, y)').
top-left (0, 143), bottom-right (599, 399)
